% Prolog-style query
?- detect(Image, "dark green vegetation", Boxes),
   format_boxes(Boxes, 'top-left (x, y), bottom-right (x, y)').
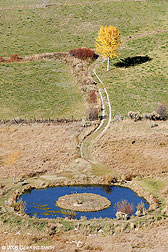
top-left (0, 60), bottom-right (85, 119)
top-left (0, 0), bottom-right (167, 117)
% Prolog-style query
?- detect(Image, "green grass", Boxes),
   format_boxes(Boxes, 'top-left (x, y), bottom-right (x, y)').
top-left (140, 178), bottom-right (166, 208)
top-left (0, 60), bottom-right (86, 119)
top-left (0, 0), bottom-right (167, 118)
top-left (0, 0), bottom-right (167, 56)
top-left (96, 32), bottom-right (168, 115)
top-left (140, 178), bottom-right (165, 197)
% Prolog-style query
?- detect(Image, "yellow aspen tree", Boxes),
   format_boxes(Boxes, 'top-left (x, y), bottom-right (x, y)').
top-left (96, 25), bottom-right (121, 71)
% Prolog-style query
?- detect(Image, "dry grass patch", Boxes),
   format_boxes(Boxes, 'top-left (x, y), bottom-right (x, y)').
top-left (92, 120), bottom-right (168, 178)
top-left (0, 123), bottom-right (82, 179)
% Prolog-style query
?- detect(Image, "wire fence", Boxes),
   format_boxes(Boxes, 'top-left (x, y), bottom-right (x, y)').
top-left (112, 113), bottom-right (128, 122)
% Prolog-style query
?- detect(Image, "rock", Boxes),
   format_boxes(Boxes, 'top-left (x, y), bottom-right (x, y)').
top-left (115, 226), bottom-right (121, 234)
top-left (0, 183), bottom-right (5, 189)
top-left (15, 189), bottom-right (20, 195)
top-left (121, 223), bottom-right (127, 232)
top-left (76, 241), bottom-right (83, 248)
top-left (130, 222), bottom-right (136, 230)
top-left (0, 190), bottom-right (6, 196)
top-left (135, 210), bottom-right (142, 217)
top-left (19, 180), bottom-right (28, 186)
top-left (116, 211), bottom-right (128, 220)
top-left (7, 198), bottom-right (13, 206)
top-left (75, 63), bottom-right (83, 71)
top-left (161, 206), bottom-right (168, 216)
top-left (55, 223), bottom-right (63, 228)
top-left (142, 208), bottom-right (147, 215)
top-left (128, 111), bottom-right (142, 121)
top-left (40, 182), bottom-right (47, 187)
top-left (116, 211), bottom-right (122, 220)
top-left (151, 123), bottom-right (158, 128)
top-left (46, 223), bottom-right (58, 235)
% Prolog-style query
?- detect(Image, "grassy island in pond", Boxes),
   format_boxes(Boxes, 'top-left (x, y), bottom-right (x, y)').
top-left (56, 193), bottom-right (111, 212)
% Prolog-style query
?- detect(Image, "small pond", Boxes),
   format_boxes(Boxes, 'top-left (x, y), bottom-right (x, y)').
top-left (19, 185), bottom-right (149, 220)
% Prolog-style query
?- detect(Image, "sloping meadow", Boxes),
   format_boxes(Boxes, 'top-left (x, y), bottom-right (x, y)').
top-left (0, 60), bottom-right (86, 119)
top-left (0, 0), bottom-right (167, 118)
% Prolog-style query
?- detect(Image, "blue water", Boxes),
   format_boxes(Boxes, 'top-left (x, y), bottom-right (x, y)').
top-left (19, 185), bottom-right (149, 220)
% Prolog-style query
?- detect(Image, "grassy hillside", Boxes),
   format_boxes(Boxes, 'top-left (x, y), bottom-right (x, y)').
top-left (0, 0), bottom-right (167, 117)
top-left (0, 0), bottom-right (167, 56)
top-left (0, 60), bottom-right (86, 119)
top-left (96, 32), bottom-right (168, 115)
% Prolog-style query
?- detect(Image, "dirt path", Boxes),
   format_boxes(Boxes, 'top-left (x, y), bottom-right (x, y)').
top-left (121, 29), bottom-right (168, 47)
top-left (93, 69), bottom-right (112, 136)
top-left (80, 58), bottom-right (112, 161)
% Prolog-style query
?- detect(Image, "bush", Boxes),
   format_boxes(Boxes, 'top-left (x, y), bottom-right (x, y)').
top-left (12, 199), bottom-right (26, 215)
top-left (128, 111), bottom-right (142, 121)
top-left (88, 107), bottom-right (99, 121)
top-left (115, 200), bottom-right (134, 215)
top-left (136, 201), bottom-right (145, 213)
top-left (0, 56), bottom-right (5, 62)
top-left (0, 54), bottom-right (23, 63)
top-left (69, 48), bottom-right (96, 60)
top-left (128, 110), bottom-right (167, 121)
top-left (156, 102), bottom-right (167, 120)
top-left (89, 91), bottom-right (97, 103)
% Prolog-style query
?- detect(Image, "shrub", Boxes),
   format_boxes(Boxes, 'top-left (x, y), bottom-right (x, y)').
top-left (12, 199), bottom-right (26, 215)
top-left (136, 201), bottom-right (145, 213)
top-left (128, 110), bottom-right (167, 121)
top-left (60, 209), bottom-right (77, 219)
top-left (69, 48), bottom-right (96, 60)
top-left (153, 197), bottom-right (161, 207)
top-left (88, 107), bottom-right (99, 121)
top-left (156, 102), bottom-right (167, 120)
top-left (115, 200), bottom-right (134, 215)
top-left (128, 111), bottom-right (142, 121)
top-left (0, 54), bottom-right (23, 63)
top-left (0, 56), bottom-right (5, 62)
top-left (89, 91), bottom-right (97, 103)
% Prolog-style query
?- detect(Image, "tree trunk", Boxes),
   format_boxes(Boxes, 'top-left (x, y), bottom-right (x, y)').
top-left (107, 57), bottom-right (109, 71)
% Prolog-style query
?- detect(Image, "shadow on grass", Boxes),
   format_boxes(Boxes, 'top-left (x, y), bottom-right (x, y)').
top-left (115, 56), bottom-right (152, 68)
